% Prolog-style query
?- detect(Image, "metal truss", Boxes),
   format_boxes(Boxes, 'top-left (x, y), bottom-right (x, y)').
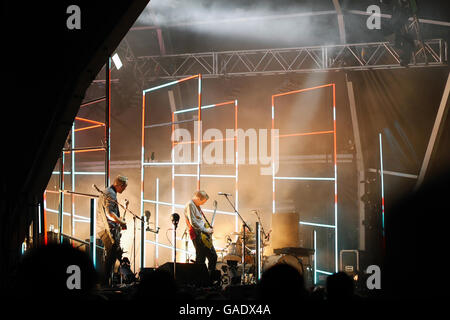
top-left (135, 39), bottom-right (447, 80)
top-left (115, 37), bottom-right (147, 87)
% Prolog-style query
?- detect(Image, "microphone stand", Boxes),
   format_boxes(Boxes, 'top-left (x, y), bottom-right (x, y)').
top-left (253, 210), bottom-right (269, 271)
top-left (253, 210), bottom-right (270, 241)
top-left (129, 213), bottom-right (144, 276)
top-left (173, 222), bottom-right (178, 280)
top-left (223, 194), bottom-right (252, 284)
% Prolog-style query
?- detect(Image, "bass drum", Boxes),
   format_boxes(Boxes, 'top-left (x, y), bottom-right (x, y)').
top-left (262, 254), bottom-right (304, 275)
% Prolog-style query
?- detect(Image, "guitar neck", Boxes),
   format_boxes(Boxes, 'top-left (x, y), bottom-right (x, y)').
top-left (210, 208), bottom-right (217, 226)
top-left (198, 202), bottom-right (217, 229)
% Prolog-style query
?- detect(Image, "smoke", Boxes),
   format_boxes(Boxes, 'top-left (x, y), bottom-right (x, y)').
top-left (138, 0), bottom-right (338, 46)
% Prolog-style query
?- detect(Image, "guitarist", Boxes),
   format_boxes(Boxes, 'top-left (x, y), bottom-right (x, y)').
top-left (184, 190), bottom-right (217, 277)
top-left (96, 175), bottom-right (128, 286)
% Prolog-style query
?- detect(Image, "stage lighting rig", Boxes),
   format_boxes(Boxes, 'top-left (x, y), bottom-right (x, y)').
top-left (112, 53), bottom-right (123, 70)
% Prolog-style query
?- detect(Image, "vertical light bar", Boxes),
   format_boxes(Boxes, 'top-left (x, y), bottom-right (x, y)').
top-left (171, 112), bottom-right (175, 262)
top-left (314, 230), bottom-right (317, 285)
top-left (140, 91), bottom-right (146, 270)
top-left (333, 84), bottom-right (338, 273)
top-left (379, 133), bottom-right (385, 237)
top-left (271, 96), bottom-right (276, 214)
top-left (197, 74), bottom-right (202, 189)
top-left (59, 153), bottom-right (65, 243)
top-left (93, 199), bottom-right (97, 265)
top-left (235, 99), bottom-right (239, 232)
top-left (71, 123), bottom-right (75, 237)
top-left (43, 192), bottom-right (48, 245)
top-left (156, 178), bottom-right (160, 266)
top-left (256, 222), bottom-right (261, 281)
top-left (105, 57), bottom-right (111, 187)
top-left (37, 202), bottom-right (42, 237)
top-left (90, 198), bottom-right (97, 268)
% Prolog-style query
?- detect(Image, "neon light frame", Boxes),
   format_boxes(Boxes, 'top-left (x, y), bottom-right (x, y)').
top-left (141, 74), bottom-right (201, 268)
top-left (141, 75), bottom-right (240, 267)
top-left (271, 83), bottom-right (338, 276)
top-left (170, 99), bottom-right (239, 263)
top-left (44, 58), bottom-right (111, 245)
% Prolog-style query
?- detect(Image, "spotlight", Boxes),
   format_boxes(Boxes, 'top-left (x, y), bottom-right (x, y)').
top-left (112, 53), bottom-right (122, 70)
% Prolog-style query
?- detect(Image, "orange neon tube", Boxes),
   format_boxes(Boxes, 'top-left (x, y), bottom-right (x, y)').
top-left (173, 137), bottom-right (235, 145)
top-left (213, 101), bottom-right (235, 108)
top-left (75, 117), bottom-right (105, 126)
top-left (272, 83), bottom-right (334, 98)
top-left (177, 74), bottom-right (199, 85)
top-left (74, 124), bottom-right (103, 132)
top-left (80, 97), bottom-right (106, 108)
top-left (63, 148), bottom-right (105, 154)
top-left (277, 130), bottom-right (334, 138)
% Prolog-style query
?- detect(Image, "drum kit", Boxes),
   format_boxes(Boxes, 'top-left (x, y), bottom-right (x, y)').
top-left (215, 230), bottom-right (305, 288)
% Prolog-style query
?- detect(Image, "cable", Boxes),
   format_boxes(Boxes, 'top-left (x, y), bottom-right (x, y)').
top-left (166, 228), bottom-right (174, 247)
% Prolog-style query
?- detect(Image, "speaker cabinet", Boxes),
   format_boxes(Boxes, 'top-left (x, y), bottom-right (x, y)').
top-left (270, 212), bottom-right (300, 252)
top-left (158, 262), bottom-right (210, 287)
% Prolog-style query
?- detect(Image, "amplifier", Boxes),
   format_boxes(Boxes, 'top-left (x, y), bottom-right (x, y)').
top-left (159, 262), bottom-right (210, 287)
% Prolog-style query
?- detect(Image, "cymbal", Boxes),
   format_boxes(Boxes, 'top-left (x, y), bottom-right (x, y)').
top-left (244, 242), bottom-right (269, 248)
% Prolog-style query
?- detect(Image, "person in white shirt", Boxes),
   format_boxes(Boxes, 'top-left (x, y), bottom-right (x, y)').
top-left (184, 190), bottom-right (217, 275)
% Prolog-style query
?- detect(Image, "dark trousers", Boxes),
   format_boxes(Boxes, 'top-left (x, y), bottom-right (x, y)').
top-left (100, 232), bottom-right (122, 286)
top-left (192, 234), bottom-right (217, 273)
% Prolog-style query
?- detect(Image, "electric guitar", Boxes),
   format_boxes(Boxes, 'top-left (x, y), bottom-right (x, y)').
top-left (200, 200), bottom-right (217, 249)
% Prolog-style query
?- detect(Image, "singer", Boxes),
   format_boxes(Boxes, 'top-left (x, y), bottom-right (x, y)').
top-left (96, 175), bottom-right (128, 287)
top-left (184, 190), bottom-right (217, 278)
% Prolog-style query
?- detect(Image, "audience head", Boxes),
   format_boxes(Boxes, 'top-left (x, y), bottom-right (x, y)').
top-left (258, 263), bottom-right (307, 301)
top-left (326, 272), bottom-right (354, 301)
top-left (14, 243), bottom-right (98, 301)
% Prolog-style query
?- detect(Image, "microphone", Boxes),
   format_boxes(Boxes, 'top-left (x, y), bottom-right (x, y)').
top-left (145, 210), bottom-right (151, 231)
top-left (218, 192), bottom-right (232, 196)
top-left (171, 213), bottom-right (180, 229)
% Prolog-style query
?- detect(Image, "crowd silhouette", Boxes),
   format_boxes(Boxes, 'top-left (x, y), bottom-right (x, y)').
top-left (12, 243), bottom-right (360, 304)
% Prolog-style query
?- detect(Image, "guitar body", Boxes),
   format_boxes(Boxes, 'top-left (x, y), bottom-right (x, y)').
top-left (201, 222), bottom-right (213, 249)
top-left (103, 223), bottom-right (122, 247)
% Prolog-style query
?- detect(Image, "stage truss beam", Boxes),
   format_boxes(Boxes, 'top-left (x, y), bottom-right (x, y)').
top-left (135, 39), bottom-right (447, 80)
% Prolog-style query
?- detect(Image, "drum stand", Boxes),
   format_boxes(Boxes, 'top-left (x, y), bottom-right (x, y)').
top-left (222, 194), bottom-right (252, 284)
